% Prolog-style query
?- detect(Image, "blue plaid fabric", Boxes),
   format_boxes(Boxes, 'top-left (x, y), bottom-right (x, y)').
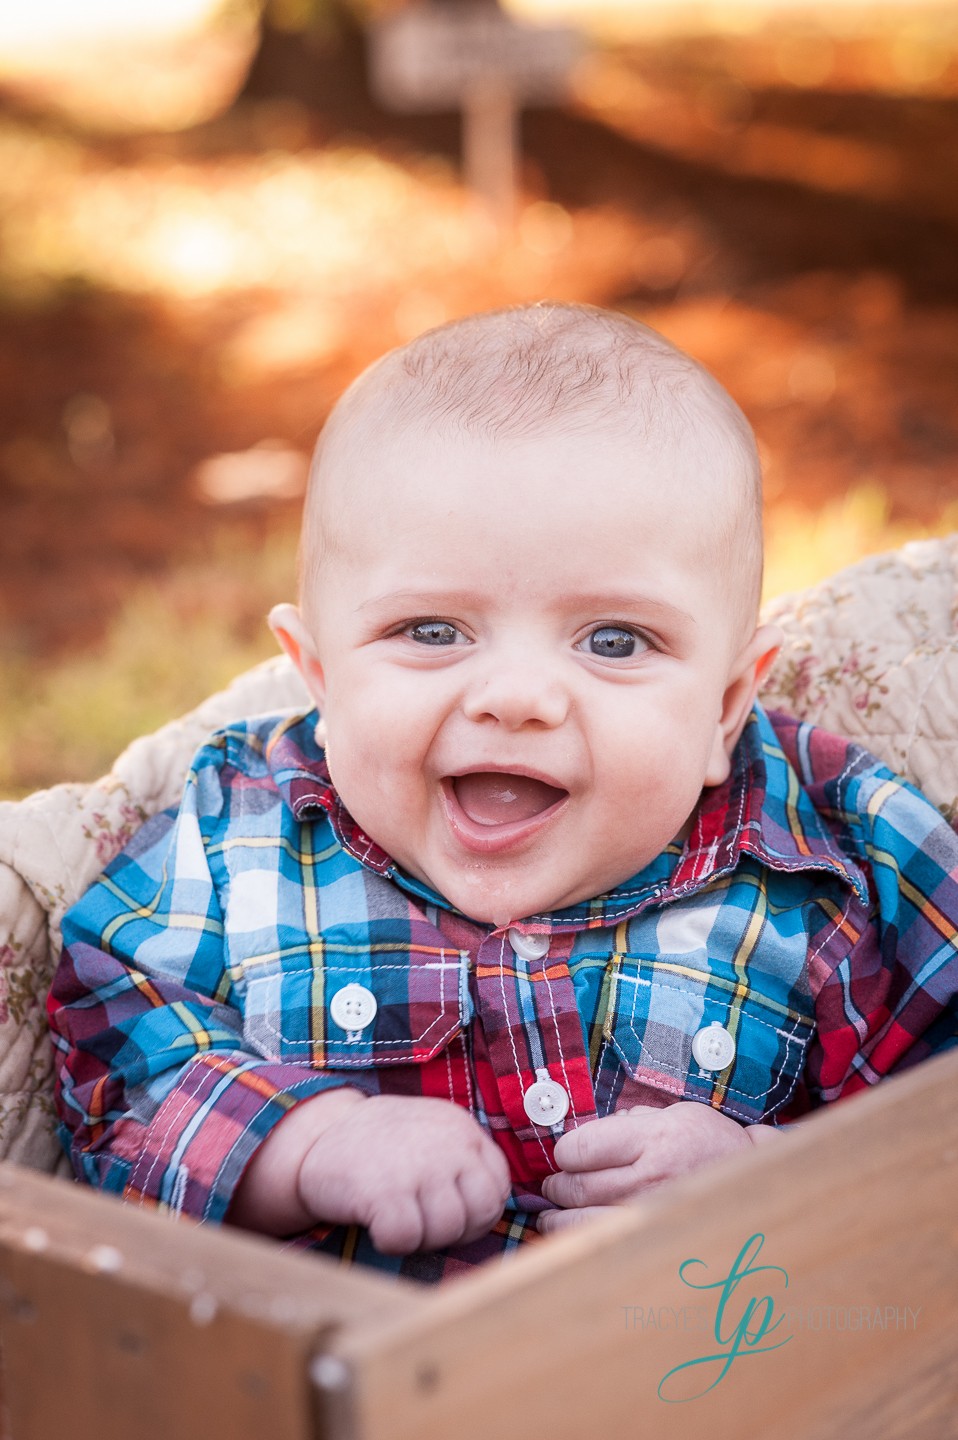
top-left (49, 702), bottom-right (958, 1282)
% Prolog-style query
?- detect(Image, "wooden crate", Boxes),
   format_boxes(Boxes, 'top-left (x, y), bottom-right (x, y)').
top-left (1, 1048), bottom-right (956, 1440)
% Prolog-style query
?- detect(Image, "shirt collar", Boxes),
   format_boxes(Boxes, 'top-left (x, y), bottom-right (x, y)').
top-left (265, 703), bottom-right (868, 927)
top-left (265, 712), bottom-right (395, 876)
top-left (671, 702), bottom-right (869, 905)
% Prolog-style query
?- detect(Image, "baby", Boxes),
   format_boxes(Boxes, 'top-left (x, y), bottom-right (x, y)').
top-left (49, 304), bottom-right (958, 1282)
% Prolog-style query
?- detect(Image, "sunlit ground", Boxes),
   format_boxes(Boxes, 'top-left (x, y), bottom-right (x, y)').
top-left (513, 0), bottom-right (957, 46)
top-left (0, 132), bottom-right (473, 303)
top-left (0, 0), bottom-right (258, 130)
top-left (0, 0), bottom-right (226, 44)
top-left (1, 1), bottom-right (957, 795)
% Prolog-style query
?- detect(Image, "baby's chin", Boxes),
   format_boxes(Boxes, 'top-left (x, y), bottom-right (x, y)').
top-left (439, 873), bottom-right (605, 929)
top-left (393, 832), bottom-right (690, 928)
top-left (415, 873), bottom-right (548, 929)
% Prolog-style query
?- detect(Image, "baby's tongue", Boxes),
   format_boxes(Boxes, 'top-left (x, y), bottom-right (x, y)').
top-left (453, 773), bottom-right (565, 826)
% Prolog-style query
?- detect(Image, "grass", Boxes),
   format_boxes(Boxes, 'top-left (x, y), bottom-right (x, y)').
top-left (763, 483), bottom-right (958, 599)
top-left (0, 526), bottom-right (298, 799)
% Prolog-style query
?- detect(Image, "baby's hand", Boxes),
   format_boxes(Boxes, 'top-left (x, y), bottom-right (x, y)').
top-left (538, 1101), bottom-right (777, 1234)
top-left (298, 1095), bottom-right (512, 1255)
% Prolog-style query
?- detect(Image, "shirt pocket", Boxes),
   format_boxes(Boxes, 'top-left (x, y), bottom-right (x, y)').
top-left (602, 951), bottom-right (815, 1123)
top-left (239, 945), bottom-right (472, 1069)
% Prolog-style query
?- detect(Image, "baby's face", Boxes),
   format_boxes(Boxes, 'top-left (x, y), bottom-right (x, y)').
top-left (292, 422), bottom-right (757, 927)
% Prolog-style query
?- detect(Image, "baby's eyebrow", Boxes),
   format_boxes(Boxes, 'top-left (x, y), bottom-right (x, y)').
top-left (358, 588), bottom-right (696, 630)
top-left (357, 589), bottom-right (483, 613)
top-left (565, 592), bottom-right (697, 627)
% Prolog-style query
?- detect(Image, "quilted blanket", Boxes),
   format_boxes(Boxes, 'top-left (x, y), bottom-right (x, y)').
top-left (2, 535), bottom-right (957, 1172)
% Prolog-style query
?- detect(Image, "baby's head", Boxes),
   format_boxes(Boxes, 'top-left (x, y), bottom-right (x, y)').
top-left (272, 303), bottom-right (780, 927)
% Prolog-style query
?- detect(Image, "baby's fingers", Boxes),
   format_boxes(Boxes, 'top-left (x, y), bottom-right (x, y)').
top-left (367, 1191), bottom-right (427, 1255)
top-left (537, 1205), bottom-right (615, 1235)
top-left (541, 1162), bottom-right (640, 1210)
top-left (454, 1163), bottom-right (510, 1245)
top-left (416, 1181), bottom-right (469, 1253)
top-left (417, 1154), bottom-right (509, 1251)
top-left (552, 1111), bottom-right (649, 1173)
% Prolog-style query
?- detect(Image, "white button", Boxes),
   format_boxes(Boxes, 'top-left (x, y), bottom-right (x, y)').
top-left (508, 928), bottom-right (550, 961)
top-left (329, 984), bottom-right (377, 1032)
top-left (523, 1069), bottom-right (570, 1126)
top-left (691, 1022), bottom-right (736, 1071)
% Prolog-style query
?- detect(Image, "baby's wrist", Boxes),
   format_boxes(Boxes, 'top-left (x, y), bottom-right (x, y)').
top-left (294, 1088), bottom-right (371, 1225)
top-left (231, 1086), bottom-right (368, 1234)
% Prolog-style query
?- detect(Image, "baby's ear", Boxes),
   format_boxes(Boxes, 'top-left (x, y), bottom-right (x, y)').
top-left (704, 624), bottom-right (784, 787)
top-left (268, 603), bottom-right (326, 710)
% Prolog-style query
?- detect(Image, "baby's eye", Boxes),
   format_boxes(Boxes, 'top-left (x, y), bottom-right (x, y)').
top-left (582, 625), bottom-right (647, 659)
top-left (405, 620), bottom-right (466, 646)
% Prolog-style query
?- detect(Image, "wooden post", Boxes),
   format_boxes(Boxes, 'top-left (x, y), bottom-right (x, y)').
top-left (461, 76), bottom-right (518, 232)
top-left (368, 3), bottom-right (583, 234)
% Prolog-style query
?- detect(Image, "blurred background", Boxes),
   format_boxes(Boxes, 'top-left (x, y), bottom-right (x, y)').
top-left (1, 0), bottom-right (956, 797)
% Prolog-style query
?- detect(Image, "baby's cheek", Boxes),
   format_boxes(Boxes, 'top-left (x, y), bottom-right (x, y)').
top-left (326, 705), bottom-right (402, 784)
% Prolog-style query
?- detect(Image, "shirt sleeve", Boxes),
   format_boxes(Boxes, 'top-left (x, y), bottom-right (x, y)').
top-left (47, 736), bottom-right (374, 1224)
top-left (804, 762), bottom-right (958, 1103)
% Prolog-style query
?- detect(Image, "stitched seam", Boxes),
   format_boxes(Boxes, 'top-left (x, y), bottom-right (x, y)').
top-left (131, 1059), bottom-right (212, 1204)
top-left (615, 973), bottom-right (812, 1101)
top-left (496, 932), bottom-right (552, 1162)
top-left (537, 956), bottom-right (582, 1124)
top-left (614, 966), bottom-right (811, 1024)
top-left (246, 952), bottom-right (466, 1052)
top-left (611, 1020), bottom-right (809, 1101)
top-left (807, 891), bottom-right (857, 969)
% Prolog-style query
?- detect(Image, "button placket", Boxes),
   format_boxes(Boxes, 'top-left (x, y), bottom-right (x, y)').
top-left (468, 930), bottom-right (597, 1176)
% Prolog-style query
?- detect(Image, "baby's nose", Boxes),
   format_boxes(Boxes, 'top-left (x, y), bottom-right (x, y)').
top-left (461, 659), bottom-right (569, 730)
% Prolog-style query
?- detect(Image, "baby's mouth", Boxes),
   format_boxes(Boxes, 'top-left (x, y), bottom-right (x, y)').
top-left (451, 772), bottom-right (568, 827)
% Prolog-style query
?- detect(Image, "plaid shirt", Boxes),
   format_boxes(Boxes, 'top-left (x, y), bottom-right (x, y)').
top-left (49, 703), bottom-right (958, 1283)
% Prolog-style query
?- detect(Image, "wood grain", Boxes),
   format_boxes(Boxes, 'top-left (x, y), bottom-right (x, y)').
top-left (1, 1053), bottom-right (955, 1440)
top-left (315, 1049), bottom-right (958, 1440)
top-left (0, 1169), bottom-right (424, 1440)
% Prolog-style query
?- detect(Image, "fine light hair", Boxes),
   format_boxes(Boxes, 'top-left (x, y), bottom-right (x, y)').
top-left (299, 303), bottom-right (764, 639)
